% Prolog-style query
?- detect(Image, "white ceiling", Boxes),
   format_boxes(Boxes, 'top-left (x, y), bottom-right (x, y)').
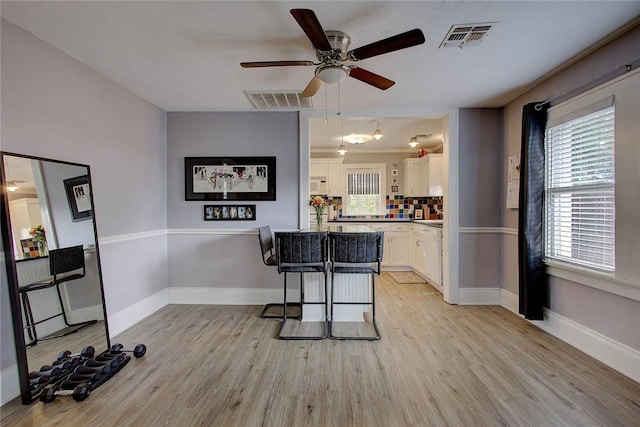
top-left (2, 1), bottom-right (639, 152)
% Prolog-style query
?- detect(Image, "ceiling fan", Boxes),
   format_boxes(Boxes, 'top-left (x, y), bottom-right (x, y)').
top-left (241, 9), bottom-right (425, 97)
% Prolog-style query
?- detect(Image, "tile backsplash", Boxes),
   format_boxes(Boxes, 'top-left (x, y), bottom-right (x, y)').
top-left (317, 195), bottom-right (444, 220)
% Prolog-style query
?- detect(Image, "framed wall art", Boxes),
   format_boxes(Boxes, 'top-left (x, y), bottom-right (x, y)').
top-left (185, 157), bottom-right (276, 201)
top-left (204, 205), bottom-right (256, 221)
top-left (63, 175), bottom-right (93, 221)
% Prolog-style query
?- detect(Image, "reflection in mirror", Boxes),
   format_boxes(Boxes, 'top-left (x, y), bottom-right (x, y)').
top-left (1, 152), bottom-right (110, 404)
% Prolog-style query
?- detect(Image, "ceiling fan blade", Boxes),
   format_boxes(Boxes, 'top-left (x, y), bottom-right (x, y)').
top-left (300, 76), bottom-right (323, 97)
top-left (241, 60), bottom-right (315, 68)
top-left (290, 9), bottom-right (332, 51)
top-left (348, 29), bottom-right (425, 60)
top-left (348, 67), bottom-right (395, 90)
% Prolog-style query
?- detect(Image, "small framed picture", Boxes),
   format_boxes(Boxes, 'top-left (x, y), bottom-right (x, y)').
top-left (204, 204), bottom-right (256, 221)
top-left (414, 208), bottom-right (423, 220)
top-left (391, 168), bottom-right (398, 176)
top-left (63, 175), bottom-right (93, 221)
top-left (391, 185), bottom-right (398, 192)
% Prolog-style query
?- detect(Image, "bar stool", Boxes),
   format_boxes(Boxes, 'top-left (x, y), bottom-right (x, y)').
top-left (257, 226), bottom-right (301, 319)
top-left (19, 245), bottom-right (98, 346)
top-left (329, 231), bottom-right (384, 340)
top-left (275, 231), bottom-right (329, 340)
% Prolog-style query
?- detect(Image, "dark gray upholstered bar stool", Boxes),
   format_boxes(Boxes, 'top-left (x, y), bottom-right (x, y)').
top-left (275, 231), bottom-right (329, 340)
top-left (19, 245), bottom-right (98, 346)
top-left (329, 231), bottom-right (384, 340)
top-left (257, 226), bottom-right (301, 319)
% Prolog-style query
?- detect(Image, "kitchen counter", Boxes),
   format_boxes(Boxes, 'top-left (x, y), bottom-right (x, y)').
top-left (329, 218), bottom-right (412, 223)
top-left (412, 220), bottom-right (443, 227)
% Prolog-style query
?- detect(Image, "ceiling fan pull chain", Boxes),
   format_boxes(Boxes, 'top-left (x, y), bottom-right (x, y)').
top-left (336, 80), bottom-right (341, 116)
top-left (325, 83), bottom-right (328, 123)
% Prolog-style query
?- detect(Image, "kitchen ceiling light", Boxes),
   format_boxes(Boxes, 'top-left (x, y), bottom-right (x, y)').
top-left (337, 145), bottom-right (348, 155)
top-left (408, 136), bottom-right (419, 148)
top-left (6, 181), bottom-right (19, 192)
top-left (345, 134), bottom-right (371, 144)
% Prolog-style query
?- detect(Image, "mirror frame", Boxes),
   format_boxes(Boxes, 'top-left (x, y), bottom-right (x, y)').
top-left (0, 151), bottom-right (111, 404)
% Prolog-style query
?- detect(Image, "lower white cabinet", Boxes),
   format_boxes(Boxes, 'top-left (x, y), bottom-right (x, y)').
top-left (409, 224), bottom-right (443, 292)
top-left (363, 223), bottom-right (410, 267)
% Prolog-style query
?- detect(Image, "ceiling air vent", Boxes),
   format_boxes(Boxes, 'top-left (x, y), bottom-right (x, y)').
top-left (245, 91), bottom-right (313, 110)
top-left (439, 23), bottom-right (496, 49)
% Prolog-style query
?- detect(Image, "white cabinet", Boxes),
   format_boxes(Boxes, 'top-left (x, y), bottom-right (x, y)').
top-left (402, 158), bottom-right (421, 197)
top-left (363, 223), bottom-right (409, 267)
top-left (410, 224), bottom-right (443, 292)
top-left (9, 198), bottom-right (44, 259)
top-left (387, 224), bottom-right (409, 266)
top-left (419, 154), bottom-right (444, 196)
top-left (404, 154), bottom-right (444, 196)
top-left (310, 158), bottom-right (342, 196)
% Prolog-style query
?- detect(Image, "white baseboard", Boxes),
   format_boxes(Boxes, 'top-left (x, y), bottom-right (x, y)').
top-left (458, 287), bottom-right (501, 305)
top-left (69, 304), bottom-right (104, 324)
top-left (108, 289), bottom-right (169, 338)
top-left (0, 364), bottom-right (20, 406)
top-left (167, 286), bottom-right (298, 306)
top-left (500, 289), bottom-right (640, 383)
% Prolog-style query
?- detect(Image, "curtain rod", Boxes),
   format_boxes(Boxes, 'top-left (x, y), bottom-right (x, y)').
top-left (534, 55), bottom-right (640, 111)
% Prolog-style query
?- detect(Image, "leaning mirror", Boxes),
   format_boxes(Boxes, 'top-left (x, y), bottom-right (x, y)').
top-left (0, 152), bottom-right (110, 404)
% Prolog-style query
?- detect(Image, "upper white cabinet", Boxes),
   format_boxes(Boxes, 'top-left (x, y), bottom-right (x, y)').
top-left (402, 158), bottom-right (422, 197)
top-left (403, 154), bottom-right (443, 197)
top-left (419, 154), bottom-right (444, 196)
top-left (310, 158), bottom-right (342, 196)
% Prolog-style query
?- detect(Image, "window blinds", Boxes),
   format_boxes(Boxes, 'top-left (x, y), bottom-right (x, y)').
top-left (545, 105), bottom-right (615, 271)
top-left (347, 170), bottom-right (380, 195)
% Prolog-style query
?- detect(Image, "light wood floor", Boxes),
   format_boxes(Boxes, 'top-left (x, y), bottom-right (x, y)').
top-left (2, 273), bottom-right (639, 426)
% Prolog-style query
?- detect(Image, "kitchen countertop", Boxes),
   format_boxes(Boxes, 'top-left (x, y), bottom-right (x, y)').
top-left (329, 218), bottom-right (411, 223)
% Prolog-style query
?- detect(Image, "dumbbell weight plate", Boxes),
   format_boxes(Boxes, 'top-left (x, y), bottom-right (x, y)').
top-left (133, 344), bottom-right (147, 358)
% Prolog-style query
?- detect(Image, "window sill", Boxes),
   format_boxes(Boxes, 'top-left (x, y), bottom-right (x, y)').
top-left (545, 260), bottom-right (640, 302)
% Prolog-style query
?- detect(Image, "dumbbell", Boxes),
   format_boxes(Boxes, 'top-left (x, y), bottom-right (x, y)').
top-left (74, 363), bottom-right (110, 376)
top-left (57, 346), bottom-right (95, 361)
top-left (37, 366), bottom-right (63, 378)
top-left (29, 373), bottom-right (50, 386)
top-left (52, 357), bottom-right (81, 370)
top-left (40, 382), bottom-right (91, 403)
top-left (109, 343), bottom-right (147, 358)
top-left (68, 371), bottom-right (102, 383)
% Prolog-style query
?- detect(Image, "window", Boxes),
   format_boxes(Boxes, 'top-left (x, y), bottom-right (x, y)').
top-left (544, 99), bottom-right (615, 271)
top-left (343, 164), bottom-right (386, 216)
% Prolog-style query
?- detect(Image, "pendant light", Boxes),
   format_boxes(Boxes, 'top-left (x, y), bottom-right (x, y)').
top-left (337, 119), bottom-right (347, 155)
top-left (6, 181), bottom-right (19, 192)
top-left (408, 136), bottom-right (419, 148)
top-left (372, 118), bottom-right (383, 140)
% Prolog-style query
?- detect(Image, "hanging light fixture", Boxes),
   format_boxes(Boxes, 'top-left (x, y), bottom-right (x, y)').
top-left (372, 118), bottom-right (383, 140)
top-left (408, 136), bottom-right (419, 148)
top-left (6, 181), bottom-right (19, 192)
top-left (337, 145), bottom-right (348, 155)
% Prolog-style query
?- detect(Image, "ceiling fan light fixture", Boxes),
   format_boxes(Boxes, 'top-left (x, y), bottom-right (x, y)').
top-left (315, 64), bottom-right (350, 84)
top-left (373, 128), bottom-right (383, 140)
top-left (408, 136), bottom-right (419, 148)
top-left (6, 181), bottom-right (19, 192)
top-left (337, 145), bottom-right (348, 155)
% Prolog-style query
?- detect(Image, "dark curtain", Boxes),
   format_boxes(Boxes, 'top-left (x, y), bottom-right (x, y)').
top-left (518, 103), bottom-right (548, 320)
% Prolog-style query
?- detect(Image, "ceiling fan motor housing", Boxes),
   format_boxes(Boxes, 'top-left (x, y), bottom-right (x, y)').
top-left (317, 30), bottom-right (351, 62)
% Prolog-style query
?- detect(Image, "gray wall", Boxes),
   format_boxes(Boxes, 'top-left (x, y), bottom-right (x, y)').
top-left (501, 24), bottom-right (640, 350)
top-left (166, 112), bottom-right (299, 290)
top-left (1, 20), bottom-right (168, 375)
top-left (457, 108), bottom-right (503, 289)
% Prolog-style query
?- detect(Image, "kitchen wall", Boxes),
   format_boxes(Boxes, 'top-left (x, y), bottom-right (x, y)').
top-left (1, 20), bottom-right (167, 402)
top-left (501, 23), bottom-right (640, 375)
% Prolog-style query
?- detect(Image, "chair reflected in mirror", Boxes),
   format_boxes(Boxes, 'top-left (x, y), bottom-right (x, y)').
top-left (257, 225), bottom-right (301, 319)
top-left (274, 231), bottom-right (329, 340)
top-left (329, 232), bottom-right (383, 340)
top-left (19, 245), bottom-right (98, 346)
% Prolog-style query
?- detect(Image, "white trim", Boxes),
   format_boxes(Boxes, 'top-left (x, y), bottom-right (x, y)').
top-left (100, 229), bottom-right (166, 245)
top-left (168, 286), bottom-right (299, 305)
top-left (107, 289), bottom-right (169, 338)
top-left (68, 304), bottom-right (104, 324)
top-left (500, 289), bottom-right (640, 383)
top-left (167, 229), bottom-right (256, 236)
top-left (500, 288), bottom-right (520, 314)
top-left (458, 287), bottom-right (501, 305)
top-left (459, 227), bottom-right (517, 235)
top-left (0, 364), bottom-right (20, 406)
top-left (546, 262), bottom-right (640, 303)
